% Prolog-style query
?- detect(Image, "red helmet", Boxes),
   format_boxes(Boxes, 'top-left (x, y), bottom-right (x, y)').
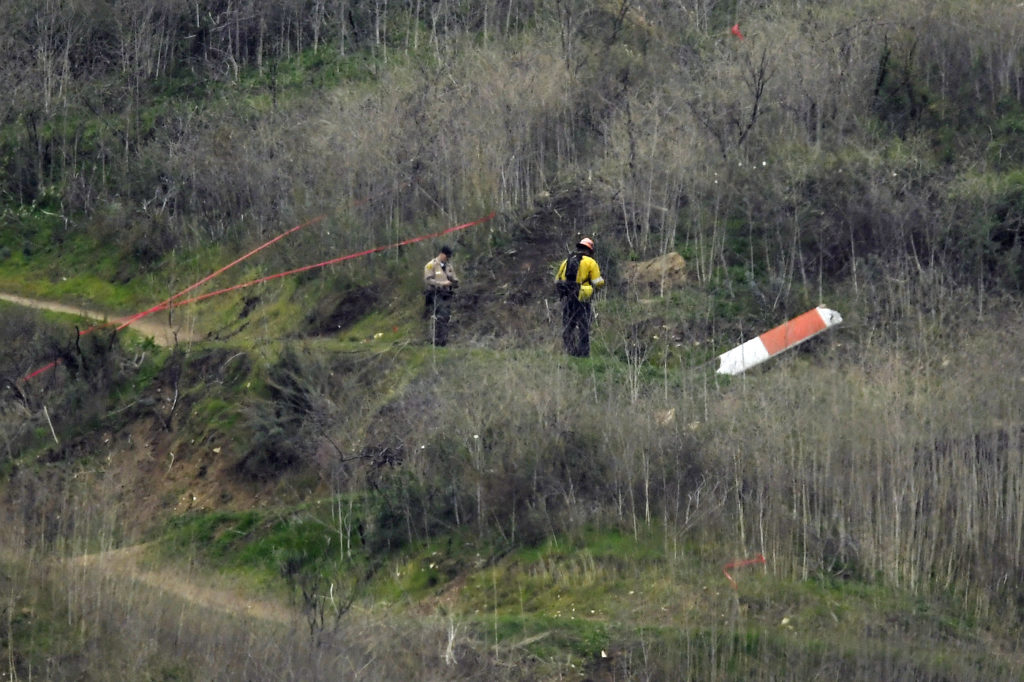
top-left (577, 237), bottom-right (595, 252)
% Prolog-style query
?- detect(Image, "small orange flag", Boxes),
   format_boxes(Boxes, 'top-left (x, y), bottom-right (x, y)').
top-left (731, 23), bottom-right (745, 40)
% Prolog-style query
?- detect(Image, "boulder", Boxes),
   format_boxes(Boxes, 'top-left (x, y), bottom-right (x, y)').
top-left (621, 251), bottom-right (687, 293)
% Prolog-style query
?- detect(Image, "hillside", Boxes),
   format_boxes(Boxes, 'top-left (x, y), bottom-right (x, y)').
top-left (3, 1), bottom-right (1024, 679)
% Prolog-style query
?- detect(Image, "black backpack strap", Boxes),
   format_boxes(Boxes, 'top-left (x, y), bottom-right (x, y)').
top-left (556, 253), bottom-right (583, 298)
top-left (565, 253), bottom-right (581, 282)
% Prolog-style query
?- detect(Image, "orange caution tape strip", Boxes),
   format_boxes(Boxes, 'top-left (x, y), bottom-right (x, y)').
top-left (723, 553), bottom-right (766, 589)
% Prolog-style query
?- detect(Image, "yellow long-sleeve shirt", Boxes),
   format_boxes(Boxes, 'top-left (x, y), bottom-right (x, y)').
top-left (555, 254), bottom-right (605, 301)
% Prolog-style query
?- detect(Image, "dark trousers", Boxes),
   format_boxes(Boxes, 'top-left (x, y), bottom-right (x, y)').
top-left (561, 298), bottom-right (592, 357)
top-left (426, 291), bottom-right (452, 346)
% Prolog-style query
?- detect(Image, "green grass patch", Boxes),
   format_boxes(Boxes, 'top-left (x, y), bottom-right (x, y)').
top-left (158, 500), bottom-right (367, 580)
top-left (0, 212), bottom-right (168, 311)
top-left (190, 396), bottom-right (242, 432)
top-left (488, 613), bottom-right (610, 659)
top-left (338, 308), bottom-right (416, 345)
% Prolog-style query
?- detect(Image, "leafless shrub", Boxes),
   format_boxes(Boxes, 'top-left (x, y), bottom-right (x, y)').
top-left (705, 299), bottom-right (1024, 618)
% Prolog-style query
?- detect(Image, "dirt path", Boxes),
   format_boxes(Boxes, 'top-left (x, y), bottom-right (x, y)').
top-left (73, 544), bottom-right (296, 625)
top-left (0, 292), bottom-right (202, 347)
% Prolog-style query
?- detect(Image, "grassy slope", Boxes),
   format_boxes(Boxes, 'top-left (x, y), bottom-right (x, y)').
top-left (3, 22), bottom-right (1024, 682)
top-left (4, 223), bottom-right (1023, 680)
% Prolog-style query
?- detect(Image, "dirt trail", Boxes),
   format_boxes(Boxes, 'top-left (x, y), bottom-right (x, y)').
top-left (0, 292), bottom-right (202, 347)
top-left (73, 544), bottom-right (296, 625)
top-left (1, 295), bottom-right (296, 625)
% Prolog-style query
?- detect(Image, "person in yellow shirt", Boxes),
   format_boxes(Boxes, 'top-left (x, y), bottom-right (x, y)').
top-left (554, 237), bottom-right (605, 357)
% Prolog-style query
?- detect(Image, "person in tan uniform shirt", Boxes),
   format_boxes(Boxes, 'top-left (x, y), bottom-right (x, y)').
top-left (423, 245), bottom-right (459, 346)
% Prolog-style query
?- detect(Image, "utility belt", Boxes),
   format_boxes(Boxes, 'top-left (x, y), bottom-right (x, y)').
top-left (425, 285), bottom-right (455, 302)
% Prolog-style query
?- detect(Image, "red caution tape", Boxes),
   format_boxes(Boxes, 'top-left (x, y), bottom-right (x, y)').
top-left (115, 214), bottom-right (327, 332)
top-left (22, 360), bottom-right (60, 382)
top-left (19, 215), bottom-right (326, 382)
top-left (20, 212), bottom-right (495, 382)
top-left (723, 553), bottom-right (765, 589)
top-left (20, 186), bottom-right (413, 381)
top-left (155, 212), bottom-right (495, 312)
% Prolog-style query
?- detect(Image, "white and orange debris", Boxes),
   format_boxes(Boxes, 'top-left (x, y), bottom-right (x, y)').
top-left (716, 306), bottom-right (843, 375)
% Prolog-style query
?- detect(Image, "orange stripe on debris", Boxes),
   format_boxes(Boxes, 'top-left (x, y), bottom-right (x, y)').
top-left (758, 308), bottom-right (827, 356)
